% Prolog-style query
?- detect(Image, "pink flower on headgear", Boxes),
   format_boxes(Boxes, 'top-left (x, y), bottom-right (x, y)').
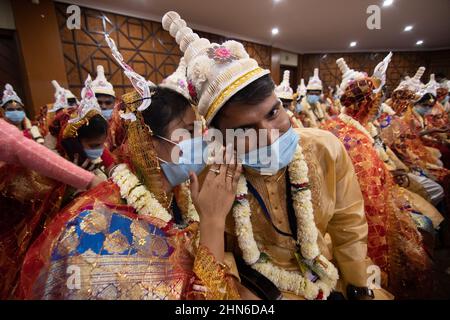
top-left (207, 45), bottom-right (237, 64)
top-left (178, 79), bottom-right (186, 89)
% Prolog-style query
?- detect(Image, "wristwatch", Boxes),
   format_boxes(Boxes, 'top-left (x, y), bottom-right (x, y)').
top-left (346, 285), bottom-right (375, 300)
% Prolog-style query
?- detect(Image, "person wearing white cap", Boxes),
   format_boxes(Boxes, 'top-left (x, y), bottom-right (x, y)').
top-left (1, 83), bottom-right (44, 144)
top-left (48, 80), bottom-right (78, 113)
top-left (373, 101), bottom-right (445, 208)
top-left (436, 79), bottom-right (450, 115)
top-left (162, 11), bottom-right (382, 300)
top-left (296, 78), bottom-right (307, 102)
top-left (299, 68), bottom-right (331, 128)
top-left (274, 70), bottom-right (294, 108)
top-left (92, 65), bottom-right (116, 120)
top-left (323, 85), bottom-right (340, 117)
top-left (322, 54), bottom-right (442, 299)
top-left (274, 70), bottom-right (303, 128)
top-left (381, 67), bottom-right (449, 188)
top-left (19, 34), bottom-right (249, 301)
top-left (418, 75), bottom-right (450, 146)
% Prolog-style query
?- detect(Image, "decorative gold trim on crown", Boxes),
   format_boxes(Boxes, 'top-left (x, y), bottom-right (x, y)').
top-left (205, 67), bottom-right (266, 123)
top-left (62, 109), bottom-right (100, 139)
top-left (122, 91), bottom-right (142, 110)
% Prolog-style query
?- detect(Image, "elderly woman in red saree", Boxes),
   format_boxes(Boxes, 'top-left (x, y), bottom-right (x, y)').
top-left (18, 36), bottom-right (249, 300)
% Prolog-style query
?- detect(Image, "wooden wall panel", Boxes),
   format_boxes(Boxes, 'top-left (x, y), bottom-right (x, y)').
top-left (55, 2), bottom-right (448, 99)
top-left (0, 29), bottom-right (25, 106)
top-left (299, 51), bottom-right (450, 96)
top-left (55, 2), bottom-right (271, 98)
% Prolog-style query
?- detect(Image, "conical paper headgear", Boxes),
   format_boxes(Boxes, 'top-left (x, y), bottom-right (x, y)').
top-left (161, 11), bottom-right (270, 124)
top-left (275, 70), bottom-right (294, 100)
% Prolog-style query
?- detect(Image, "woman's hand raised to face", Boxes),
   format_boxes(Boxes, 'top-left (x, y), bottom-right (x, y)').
top-left (189, 144), bottom-right (242, 226)
top-left (189, 144), bottom-right (242, 262)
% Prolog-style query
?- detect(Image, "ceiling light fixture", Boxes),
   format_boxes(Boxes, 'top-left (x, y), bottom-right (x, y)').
top-left (416, 40), bottom-right (424, 46)
top-left (383, 0), bottom-right (394, 7)
top-left (272, 27), bottom-right (279, 35)
top-left (350, 41), bottom-right (357, 47)
top-left (404, 25), bottom-right (413, 32)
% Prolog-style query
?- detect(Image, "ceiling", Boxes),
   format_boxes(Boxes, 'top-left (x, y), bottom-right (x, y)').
top-left (59, 0), bottom-right (450, 54)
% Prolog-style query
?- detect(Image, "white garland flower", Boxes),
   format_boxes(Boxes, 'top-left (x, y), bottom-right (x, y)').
top-left (189, 56), bottom-right (212, 92)
top-left (180, 182), bottom-right (200, 223)
top-left (111, 164), bottom-right (172, 224)
top-left (232, 146), bottom-right (339, 299)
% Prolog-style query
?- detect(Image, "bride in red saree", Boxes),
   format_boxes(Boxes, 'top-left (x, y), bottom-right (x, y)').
top-left (18, 37), bottom-right (245, 300)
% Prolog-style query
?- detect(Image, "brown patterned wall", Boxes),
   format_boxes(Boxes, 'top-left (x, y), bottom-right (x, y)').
top-left (299, 50), bottom-right (450, 95)
top-left (55, 2), bottom-right (449, 98)
top-left (0, 29), bottom-right (25, 105)
top-left (55, 2), bottom-right (271, 98)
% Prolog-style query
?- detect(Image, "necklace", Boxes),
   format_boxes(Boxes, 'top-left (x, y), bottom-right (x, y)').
top-left (232, 145), bottom-right (339, 300)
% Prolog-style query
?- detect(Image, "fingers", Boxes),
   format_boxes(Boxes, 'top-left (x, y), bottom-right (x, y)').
top-left (225, 149), bottom-right (237, 186)
top-left (80, 158), bottom-right (90, 169)
top-left (232, 163), bottom-right (243, 191)
top-left (88, 162), bottom-right (96, 171)
top-left (73, 153), bottom-right (79, 165)
top-left (204, 163), bottom-right (221, 185)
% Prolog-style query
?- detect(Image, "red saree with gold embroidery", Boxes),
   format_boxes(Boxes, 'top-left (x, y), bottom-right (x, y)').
top-left (381, 109), bottom-right (449, 182)
top-left (0, 164), bottom-right (65, 299)
top-left (17, 180), bottom-right (239, 300)
top-left (322, 118), bottom-right (432, 299)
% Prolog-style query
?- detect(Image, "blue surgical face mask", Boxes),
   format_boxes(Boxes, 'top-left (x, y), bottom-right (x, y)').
top-left (84, 147), bottom-right (104, 160)
top-left (101, 109), bottom-right (113, 120)
top-left (307, 95), bottom-right (320, 105)
top-left (158, 136), bottom-right (207, 187)
top-left (414, 105), bottom-right (429, 116)
top-left (5, 110), bottom-right (26, 123)
top-left (295, 103), bottom-right (303, 113)
top-left (442, 96), bottom-right (449, 105)
top-left (238, 126), bottom-right (299, 175)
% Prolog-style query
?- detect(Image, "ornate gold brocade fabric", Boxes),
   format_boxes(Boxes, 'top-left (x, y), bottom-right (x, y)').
top-left (18, 180), bottom-right (239, 300)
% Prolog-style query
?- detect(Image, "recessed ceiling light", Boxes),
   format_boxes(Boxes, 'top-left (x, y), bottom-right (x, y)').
top-left (383, 0), bottom-right (394, 7)
top-left (350, 41), bottom-right (357, 47)
top-left (404, 25), bottom-right (413, 32)
top-left (416, 40), bottom-right (424, 45)
top-left (272, 27), bottom-right (279, 35)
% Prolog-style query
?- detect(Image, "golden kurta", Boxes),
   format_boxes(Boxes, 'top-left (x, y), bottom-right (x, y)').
top-left (225, 128), bottom-right (386, 299)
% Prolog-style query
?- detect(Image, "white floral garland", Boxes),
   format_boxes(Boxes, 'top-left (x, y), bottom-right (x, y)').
top-left (111, 164), bottom-right (173, 224)
top-left (233, 145), bottom-right (339, 300)
top-left (111, 164), bottom-right (199, 226)
top-left (179, 182), bottom-right (200, 223)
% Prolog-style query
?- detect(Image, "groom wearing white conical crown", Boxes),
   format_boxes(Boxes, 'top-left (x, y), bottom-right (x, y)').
top-left (299, 68), bottom-right (331, 128)
top-left (92, 65), bottom-right (116, 121)
top-left (162, 11), bottom-right (390, 300)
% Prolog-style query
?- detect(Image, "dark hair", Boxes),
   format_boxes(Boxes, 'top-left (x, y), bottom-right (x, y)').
top-left (61, 114), bottom-right (108, 162)
top-left (211, 74), bottom-right (275, 127)
top-left (416, 93), bottom-right (435, 105)
top-left (141, 86), bottom-right (191, 138)
top-left (77, 114), bottom-right (108, 140)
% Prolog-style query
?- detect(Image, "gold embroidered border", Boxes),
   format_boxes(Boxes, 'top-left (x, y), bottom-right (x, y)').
top-left (205, 67), bottom-right (266, 122)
